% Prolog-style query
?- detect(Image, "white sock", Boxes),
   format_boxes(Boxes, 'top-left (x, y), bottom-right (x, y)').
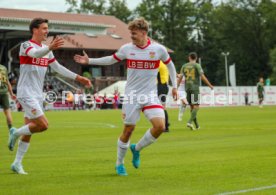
top-left (116, 139), bottom-right (130, 166)
top-left (14, 140), bottom-right (30, 165)
top-left (135, 129), bottom-right (156, 151)
top-left (178, 104), bottom-right (186, 119)
top-left (14, 125), bottom-right (32, 136)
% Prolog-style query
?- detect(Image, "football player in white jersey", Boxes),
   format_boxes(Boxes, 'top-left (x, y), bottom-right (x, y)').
top-left (8, 18), bottom-right (91, 174)
top-left (74, 18), bottom-right (178, 176)
top-left (177, 74), bottom-right (188, 121)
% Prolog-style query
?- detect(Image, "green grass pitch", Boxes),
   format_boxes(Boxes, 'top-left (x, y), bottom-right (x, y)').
top-left (0, 106), bottom-right (276, 195)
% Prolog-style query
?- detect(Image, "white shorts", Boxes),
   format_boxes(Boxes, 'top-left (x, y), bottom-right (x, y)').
top-left (18, 97), bottom-right (44, 119)
top-left (178, 90), bottom-right (187, 100)
top-left (122, 98), bottom-right (165, 125)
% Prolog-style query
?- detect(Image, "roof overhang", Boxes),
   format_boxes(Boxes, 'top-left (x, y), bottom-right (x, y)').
top-left (0, 17), bottom-right (115, 38)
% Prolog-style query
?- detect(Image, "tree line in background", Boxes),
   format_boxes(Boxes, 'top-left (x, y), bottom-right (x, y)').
top-left (66, 0), bottom-right (276, 86)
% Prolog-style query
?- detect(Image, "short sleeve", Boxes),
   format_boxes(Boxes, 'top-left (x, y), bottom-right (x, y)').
top-left (196, 63), bottom-right (204, 75)
top-left (113, 44), bottom-right (127, 62)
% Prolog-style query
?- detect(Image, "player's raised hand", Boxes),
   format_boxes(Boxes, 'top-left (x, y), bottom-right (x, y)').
top-left (76, 75), bottom-right (92, 88)
top-left (74, 50), bottom-right (89, 65)
top-left (172, 88), bottom-right (178, 101)
top-left (49, 36), bottom-right (64, 50)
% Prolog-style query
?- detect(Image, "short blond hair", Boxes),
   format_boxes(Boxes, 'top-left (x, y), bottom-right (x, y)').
top-left (128, 17), bottom-right (149, 32)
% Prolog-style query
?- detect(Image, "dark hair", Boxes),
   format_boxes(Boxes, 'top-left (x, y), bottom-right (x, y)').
top-left (29, 18), bottom-right (48, 34)
top-left (189, 52), bottom-right (197, 60)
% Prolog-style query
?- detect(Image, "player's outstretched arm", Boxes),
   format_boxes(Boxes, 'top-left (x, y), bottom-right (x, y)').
top-left (74, 50), bottom-right (89, 65)
top-left (26, 37), bottom-right (64, 58)
top-left (75, 75), bottom-right (92, 88)
top-left (74, 50), bottom-right (118, 66)
top-left (201, 74), bottom-right (214, 90)
top-left (49, 60), bottom-right (91, 88)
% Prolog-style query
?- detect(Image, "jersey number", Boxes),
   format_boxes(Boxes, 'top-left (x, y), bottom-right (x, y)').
top-left (184, 68), bottom-right (195, 80)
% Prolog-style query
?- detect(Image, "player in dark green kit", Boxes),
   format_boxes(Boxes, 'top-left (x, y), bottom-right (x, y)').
top-left (257, 77), bottom-right (265, 108)
top-left (177, 52), bottom-right (213, 130)
top-left (0, 64), bottom-right (17, 129)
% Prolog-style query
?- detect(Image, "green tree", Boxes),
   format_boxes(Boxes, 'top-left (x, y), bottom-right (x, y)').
top-left (66, 0), bottom-right (106, 14)
top-left (204, 0), bottom-right (274, 85)
top-left (191, 0), bottom-right (225, 85)
top-left (106, 0), bottom-right (132, 23)
top-left (269, 48), bottom-right (276, 84)
top-left (135, 0), bottom-right (195, 69)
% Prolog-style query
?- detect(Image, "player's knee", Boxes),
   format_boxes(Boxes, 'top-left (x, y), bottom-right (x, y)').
top-left (39, 121), bottom-right (48, 131)
top-left (123, 125), bottom-right (135, 137)
top-left (155, 123), bottom-right (165, 132)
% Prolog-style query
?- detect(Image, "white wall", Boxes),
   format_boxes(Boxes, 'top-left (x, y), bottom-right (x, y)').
top-left (166, 86), bottom-right (276, 108)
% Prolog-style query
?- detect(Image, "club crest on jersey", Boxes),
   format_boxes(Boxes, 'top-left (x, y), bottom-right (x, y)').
top-left (149, 52), bottom-right (155, 59)
top-left (31, 108), bottom-right (37, 115)
top-left (23, 42), bottom-right (31, 49)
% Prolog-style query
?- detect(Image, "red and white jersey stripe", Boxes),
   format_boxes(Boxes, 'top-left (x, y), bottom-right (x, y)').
top-left (113, 39), bottom-right (171, 97)
top-left (17, 40), bottom-right (55, 98)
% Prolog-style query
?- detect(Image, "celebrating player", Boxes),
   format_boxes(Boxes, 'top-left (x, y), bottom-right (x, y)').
top-left (8, 18), bottom-right (91, 174)
top-left (74, 18), bottom-right (178, 176)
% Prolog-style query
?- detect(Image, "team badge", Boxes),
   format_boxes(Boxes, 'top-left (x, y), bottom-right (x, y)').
top-left (31, 108), bottom-right (37, 115)
top-left (149, 52), bottom-right (155, 58)
top-left (23, 42), bottom-right (31, 49)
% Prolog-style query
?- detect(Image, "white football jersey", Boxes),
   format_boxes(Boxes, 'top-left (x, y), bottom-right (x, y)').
top-left (18, 40), bottom-right (55, 98)
top-left (113, 39), bottom-right (171, 97)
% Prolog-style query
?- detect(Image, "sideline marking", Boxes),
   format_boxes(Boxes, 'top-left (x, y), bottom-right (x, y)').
top-left (216, 184), bottom-right (276, 195)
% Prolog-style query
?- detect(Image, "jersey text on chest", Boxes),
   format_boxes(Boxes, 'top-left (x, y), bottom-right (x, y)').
top-left (20, 56), bottom-right (49, 67)
top-left (127, 59), bottom-right (160, 69)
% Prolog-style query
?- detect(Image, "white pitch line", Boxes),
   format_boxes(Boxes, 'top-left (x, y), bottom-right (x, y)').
top-left (53, 122), bottom-right (117, 128)
top-left (216, 184), bottom-right (276, 195)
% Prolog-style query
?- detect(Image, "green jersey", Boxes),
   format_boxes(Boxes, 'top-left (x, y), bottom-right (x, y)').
top-left (0, 65), bottom-right (8, 94)
top-left (180, 62), bottom-right (204, 91)
top-left (257, 82), bottom-right (264, 94)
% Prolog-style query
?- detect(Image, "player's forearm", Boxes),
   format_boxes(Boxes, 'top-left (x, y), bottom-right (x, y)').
top-left (50, 61), bottom-right (77, 80)
top-left (27, 47), bottom-right (50, 58)
top-left (7, 82), bottom-right (14, 96)
top-left (88, 56), bottom-right (118, 66)
top-left (201, 74), bottom-right (213, 89)
top-left (167, 61), bottom-right (177, 88)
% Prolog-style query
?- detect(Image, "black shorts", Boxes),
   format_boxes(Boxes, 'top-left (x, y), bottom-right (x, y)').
top-left (258, 93), bottom-right (264, 99)
top-left (0, 93), bottom-right (10, 109)
top-left (158, 84), bottom-right (169, 103)
top-left (186, 89), bottom-right (200, 105)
